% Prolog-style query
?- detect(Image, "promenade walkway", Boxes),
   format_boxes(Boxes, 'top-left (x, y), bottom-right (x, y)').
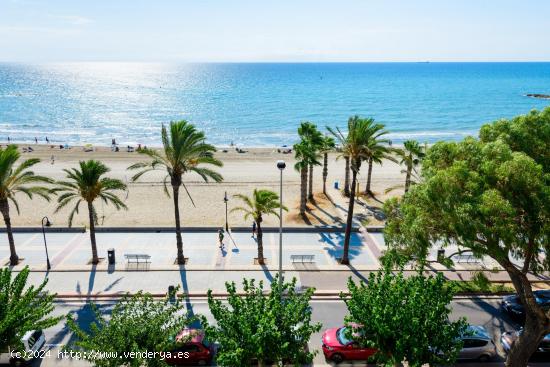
top-left (3, 227), bottom-right (547, 297)
top-left (1, 229), bottom-right (377, 271)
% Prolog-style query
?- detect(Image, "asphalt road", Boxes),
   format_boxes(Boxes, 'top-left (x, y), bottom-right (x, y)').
top-left (5, 298), bottom-right (550, 366)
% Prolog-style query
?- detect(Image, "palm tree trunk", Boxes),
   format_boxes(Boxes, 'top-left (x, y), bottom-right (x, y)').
top-left (344, 156), bottom-right (350, 196)
top-left (308, 164), bottom-right (314, 201)
top-left (87, 201), bottom-right (99, 264)
top-left (342, 168), bottom-right (358, 265)
top-left (366, 157), bottom-right (373, 194)
top-left (322, 152), bottom-right (328, 195)
top-left (299, 166), bottom-right (308, 215)
top-left (256, 219), bottom-right (264, 265)
top-left (0, 199), bottom-right (18, 265)
top-left (404, 165), bottom-right (412, 193)
top-left (172, 183), bottom-right (185, 264)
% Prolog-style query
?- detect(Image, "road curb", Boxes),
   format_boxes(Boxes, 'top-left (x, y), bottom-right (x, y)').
top-left (1, 226), bottom-right (367, 233)
top-left (52, 292), bottom-right (510, 301)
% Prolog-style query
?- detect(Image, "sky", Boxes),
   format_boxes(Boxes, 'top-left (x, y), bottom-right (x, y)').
top-left (1, 0), bottom-right (549, 62)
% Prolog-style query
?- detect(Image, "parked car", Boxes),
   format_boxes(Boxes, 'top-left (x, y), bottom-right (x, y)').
top-left (321, 325), bottom-right (377, 364)
top-left (0, 329), bottom-right (46, 366)
top-left (501, 329), bottom-right (550, 356)
top-left (165, 328), bottom-right (214, 366)
top-left (457, 325), bottom-right (497, 362)
top-left (502, 290), bottom-right (550, 320)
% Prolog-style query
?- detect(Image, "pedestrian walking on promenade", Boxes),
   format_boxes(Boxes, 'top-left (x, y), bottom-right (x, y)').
top-left (252, 221), bottom-right (256, 237)
top-left (218, 228), bottom-right (225, 249)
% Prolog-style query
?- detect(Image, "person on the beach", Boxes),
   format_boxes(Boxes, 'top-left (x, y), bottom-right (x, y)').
top-left (7, 137), bottom-right (10, 143)
top-left (218, 228), bottom-right (225, 249)
top-left (112, 138), bottom-right (116, 145)
top-left (252, 221), bottom-right (256, 237)
top-left (34, 137), bottom-right (38, 144)
top-left (45, 136), bottom-right (49, 143)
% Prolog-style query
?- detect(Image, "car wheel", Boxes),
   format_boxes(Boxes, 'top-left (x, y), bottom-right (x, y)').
top-left (478, 354), bottom-right (491, 362)
top-left (331, 353), bottom-right (344, 364)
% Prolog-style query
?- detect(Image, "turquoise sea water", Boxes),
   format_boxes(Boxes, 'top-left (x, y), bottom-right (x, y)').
top-left (0, 62), bottom-right (549, 146)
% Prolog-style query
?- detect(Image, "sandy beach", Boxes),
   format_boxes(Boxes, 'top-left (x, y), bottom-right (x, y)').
top-left (4, 144), bottom-right (405, 228)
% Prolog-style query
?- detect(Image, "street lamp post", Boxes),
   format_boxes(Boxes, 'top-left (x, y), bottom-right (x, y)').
top-left (276, 160), bottom-right (286, 288)
top-left (41, 216), bottom-right (52, 271)
top-left (224, 191), bottom-right (229, 232)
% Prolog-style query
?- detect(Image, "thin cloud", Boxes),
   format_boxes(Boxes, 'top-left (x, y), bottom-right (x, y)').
top-left (49, 14), bottom-right (93, 26)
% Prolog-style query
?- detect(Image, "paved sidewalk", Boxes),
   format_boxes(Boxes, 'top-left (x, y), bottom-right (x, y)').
top-left (2, 230), bottom-right (378, 271)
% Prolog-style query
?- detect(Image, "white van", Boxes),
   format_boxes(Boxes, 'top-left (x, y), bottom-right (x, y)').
top-left (0, 329), bottom-right (46, 366)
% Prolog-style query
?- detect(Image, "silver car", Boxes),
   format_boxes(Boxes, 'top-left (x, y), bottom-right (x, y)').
top-left (458, 325), bottom-right (497, 362)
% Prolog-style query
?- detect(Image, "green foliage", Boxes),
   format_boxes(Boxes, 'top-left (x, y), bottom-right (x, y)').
top-left (342, 270), bottom-right (467, 367)
top-left (0, 145), bottom-right (52, 209)
top-left (447, 279), bottom-right (514, 294)
top-left (231, 189), bottom-right (287, 223)
top-left (128, 120), bottom-right (223, 264)
top-left (54, 160), bottom-right (128, 226)
top-left (129, 120), bottom-right (223, 196)
top-left (0, 267), bottom-right (61, 351)
top-left (384, 112), bottom-right (550, 366)
top-left (328, 116), bottom-right (388, 263)
top-left (297, 121), bottom-right (324, 147)
top-left (480, 107), bottom-right (550, 172)
top-left (203, 276), bottom-right (321, 366)
top-left (294, 121), bottom-right (322, 176)
top-left (328, 116), bottom-right (380, 173)
top-left (386, 139), bottom-right (426, 193)
top-left (0, 145), bottom-right (52, 264)
top-left (319, 135), bottom-right (336, 154)
top-left (384, 136), bottom-right (549, 272)
top-left (66, 290), bottom-right (192, 367)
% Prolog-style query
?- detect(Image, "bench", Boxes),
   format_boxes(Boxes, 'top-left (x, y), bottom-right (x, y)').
top-left (124, 254), bottom-right (151, 265)
top-left (455, 254), bottom-right (480, 264)
top-left (291, 254), bottom-right (315, 264)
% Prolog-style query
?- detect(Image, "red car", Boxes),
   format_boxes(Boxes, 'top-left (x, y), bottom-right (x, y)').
top-left (322, 326), bottom-right (377, 364)
top-left (165, 328), bottom-right (214, 366)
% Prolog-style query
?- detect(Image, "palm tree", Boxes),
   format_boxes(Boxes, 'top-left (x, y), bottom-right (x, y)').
top-left (319, 135), bottom-right (336, 195)
top-left (54, 160), bottom-right (127, 264)
top-left (129, 121), bottom-right (223, 264)
top-left (386, 140), bottom-right (426, 194)
top-left (231, 189), bottom-right (287, 265)
top-left (363, 122), bottom-right (394, 195)
top-left (328, 117), bottom-right (374, 265)
top-left (297, 122), bottom-right (323, 201)
top-left (293, 141), bottom-right (319, 216)
top-left (344, 156), bottom-right (350, 196)
top-left (0, 145), bottom-right (51, 265)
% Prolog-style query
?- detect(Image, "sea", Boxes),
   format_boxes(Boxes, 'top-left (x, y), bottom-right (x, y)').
top-left (0, 62), bottom-right (549, 147)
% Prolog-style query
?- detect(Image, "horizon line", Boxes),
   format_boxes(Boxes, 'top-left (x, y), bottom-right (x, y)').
top-left (2, 60), bottom-right (550, 64)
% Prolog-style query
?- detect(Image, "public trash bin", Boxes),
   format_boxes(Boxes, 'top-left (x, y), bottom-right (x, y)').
top-left (107, 248), bottom-right (115, 265)
top-left (334, 181), bottom-right (339, 189)
top-left (168, 285), bottom-right (176, 303)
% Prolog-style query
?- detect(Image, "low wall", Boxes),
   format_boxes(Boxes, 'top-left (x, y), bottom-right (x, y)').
top-left (0, 226), bottom-right (375, 233)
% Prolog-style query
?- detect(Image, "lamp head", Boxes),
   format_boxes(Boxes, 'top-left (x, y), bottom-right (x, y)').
top-left (224, 191), bottom-right (228, 202)
top-left (43, 217), bottom-right (52, 227)
top-left (277, 160), bottom-right (286, 170)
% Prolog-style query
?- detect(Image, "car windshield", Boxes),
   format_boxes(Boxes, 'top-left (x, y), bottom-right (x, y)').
top-left (336, 327), bottom-right (353, 345)
top-left (464, 326), bottom-right (490, 339)
top-left (535, 290), bottom-right (550, 303)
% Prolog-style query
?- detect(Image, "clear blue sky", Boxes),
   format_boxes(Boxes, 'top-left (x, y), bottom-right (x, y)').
top-left (1, 0), bottom-right (549, 62)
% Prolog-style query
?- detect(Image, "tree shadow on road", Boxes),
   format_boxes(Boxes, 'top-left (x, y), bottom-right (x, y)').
top-left (178, 264), bottom-right (200, 328)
